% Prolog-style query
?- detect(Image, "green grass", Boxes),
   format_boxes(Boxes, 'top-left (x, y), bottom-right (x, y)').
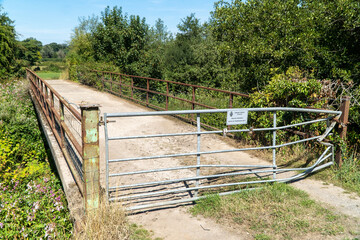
top-left (191, 183), bottom-right (358, 239)
top-left (314, 152), bottom-right (360, 196)
top-left (36, 71), bottom-right (61, 79)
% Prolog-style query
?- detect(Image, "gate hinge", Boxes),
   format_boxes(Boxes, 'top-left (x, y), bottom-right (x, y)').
top-left (98, 116), bottom-right (116, 126)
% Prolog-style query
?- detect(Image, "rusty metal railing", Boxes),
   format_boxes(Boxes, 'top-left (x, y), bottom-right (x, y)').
top-left (90, 70), bottom-right (249, 108)
top-left (83, 69), bottom-right (249, 130)
top-left (27, 69), bottom-right (100, 212)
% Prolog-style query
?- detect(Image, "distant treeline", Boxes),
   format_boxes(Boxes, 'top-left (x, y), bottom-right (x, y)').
top-left (0, 5), bottom-right (68, 81)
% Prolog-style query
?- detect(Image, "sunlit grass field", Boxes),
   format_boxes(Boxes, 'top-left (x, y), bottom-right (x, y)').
top-left (36, 71), bottom-right (61, 79)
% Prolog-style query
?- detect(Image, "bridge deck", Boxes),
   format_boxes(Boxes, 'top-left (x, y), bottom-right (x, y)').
top-left (46, 79), bottom-right (270, 239)
top-left (47, 79), bottom-right (269, 194)
top-left (45, 79), bottom-right (360, 239)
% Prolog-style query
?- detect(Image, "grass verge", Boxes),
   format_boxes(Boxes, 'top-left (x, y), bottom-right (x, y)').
top-left (36, 71), bottom-right (61, 79)
top-left (73, 201), bottom-right (160, 240)
top-left (244, 141), bottom-right (360, 196)
top-left (191, 183), bottom-right (359, 239)
top-left (314, 152), bottom-right (360, 196)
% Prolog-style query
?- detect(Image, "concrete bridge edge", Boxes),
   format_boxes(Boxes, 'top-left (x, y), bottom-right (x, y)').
top-left (29, 90), bottom-right (84, 226)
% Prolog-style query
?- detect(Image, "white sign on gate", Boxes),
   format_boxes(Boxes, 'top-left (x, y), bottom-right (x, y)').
top-left (226, 109), bottom-right (248, 125)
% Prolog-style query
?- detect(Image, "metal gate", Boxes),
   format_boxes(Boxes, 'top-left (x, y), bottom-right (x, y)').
top-left (104, 107), bottom-right (341, 211)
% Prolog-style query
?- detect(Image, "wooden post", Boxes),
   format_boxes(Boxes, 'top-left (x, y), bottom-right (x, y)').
top-left (335, 96), bottom-right (350, 167)
top-left (131, 78), bottom-right (134, 99)
top-left (166, 82), bottom-right (169, 110)
top-left (146, 78), bottom-right (149, 105)
top-left (110, 73), bottom-right (113, 92)
top-left (192, 87), bottom-right (196, 110)
top-left (228, 94), bottom-right (233, 131)
top-left (119, 75), bottom-right (122, 96)
top-left (81, 104), bottom-right (100, 212)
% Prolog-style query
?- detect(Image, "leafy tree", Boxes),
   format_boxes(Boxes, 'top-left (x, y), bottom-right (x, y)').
top-left (164, 13), bottom-right (205, 85)
top-left (210, 0), bottom-right (321, 91)
top-left (0, 6), bottom-right (17, 80)
top-left (151, 18), bottom-right (171, 43)
top-left (16, 37), bottom-right (42, 66)
top-left (69, 16), bottom-right (98, 62)
top-left (86, 6), bottom-right (149, 74)
top-left (306, 0), bottom-right (360, 83)
top-left (210, 0), bottom-right (360, 90)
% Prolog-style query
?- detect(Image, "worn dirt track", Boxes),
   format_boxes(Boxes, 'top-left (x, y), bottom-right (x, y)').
top-left (47, 79), bottom-right (360, 239)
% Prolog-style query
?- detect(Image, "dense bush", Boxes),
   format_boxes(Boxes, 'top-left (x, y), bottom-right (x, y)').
top-left (0, 80), bottom-right (73, 238)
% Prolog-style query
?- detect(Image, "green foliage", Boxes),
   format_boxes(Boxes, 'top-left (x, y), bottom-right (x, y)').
top-left (35, 71), bottom-right (61, 80)
top-left (243, 67), bottom-right (328, 145)
top-left (348, 86), bottom-right (360, 146)
top-left (92, 6), bottom-right (149, 73)
top-left (210, 0), bottom-right (360, 89)
top-left (335, 153), bottom-right (360, 195)
top-left (0, 6), bottom-right (17, 81)
top-left (16, 37), bottom-right (43, 66)
top-left (317, 152), bottom-right (360, 196)
top-left (248, 67), bottom-right (324, 108)
top-left (0, 81), bottom-right (46, 182)
top-left (0, 80), bottom-right (73, 238)
top-left (0, 175), bottom-right (73, 239)
top-left (41, 42), bottom-right (68, 59)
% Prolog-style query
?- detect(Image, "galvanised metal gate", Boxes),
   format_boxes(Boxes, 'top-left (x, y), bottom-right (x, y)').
top-left (104, 107), bottom-right (341, 211)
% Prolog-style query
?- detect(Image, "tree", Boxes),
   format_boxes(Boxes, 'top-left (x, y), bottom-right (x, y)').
top-left (210, 0), bottom-right (360, 91)
top-left (177, 13), bottom-right (203, 41)
top-left (16, 38), bottom-right (42, 66)
top-left (0, 6), bottom-right (17, 80)
top-left (41, 42), bottom-right (69, 59)
top-left (91, 6), bottom-right (149, 72)
top-left (69, 15), bottom-right (98, 62)
top-left (164, 13), bottom-right (206, 85)
top-left (152, 18), bottom-right (170, 43)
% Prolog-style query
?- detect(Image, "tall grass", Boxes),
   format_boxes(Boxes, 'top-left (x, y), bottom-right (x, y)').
top-left (73, 201), bottom-right (156, 240)
top-left (315, 152), bottom-right (360, 195)
top-left (191, 183), bottom-right (358, 239)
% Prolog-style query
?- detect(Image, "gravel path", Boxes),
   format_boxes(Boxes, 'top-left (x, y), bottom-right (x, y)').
top-left (47, 79), bottom-right (360, 239)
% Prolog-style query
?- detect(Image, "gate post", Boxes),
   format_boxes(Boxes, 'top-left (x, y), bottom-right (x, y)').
top-left (81, 104), bottom-right (100, 212)
top-left (335, 96), bottom-right (350, 167)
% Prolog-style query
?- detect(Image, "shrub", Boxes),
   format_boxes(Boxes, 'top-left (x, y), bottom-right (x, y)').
top-left (0, 175), bottom-right (73, 239)
top-left (0, 80), bottom-right (73, 238)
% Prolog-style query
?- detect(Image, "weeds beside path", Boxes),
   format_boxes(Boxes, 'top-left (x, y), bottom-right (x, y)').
top-left (191, 183), bottom-right (360, 240)
top-left (0, 80), bottom-right (72, 238)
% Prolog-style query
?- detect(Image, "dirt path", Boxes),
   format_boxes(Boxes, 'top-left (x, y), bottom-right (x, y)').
top-left (47, 79), bottom-right (360, 239)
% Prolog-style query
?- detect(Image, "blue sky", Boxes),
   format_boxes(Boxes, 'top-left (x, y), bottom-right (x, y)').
top-left (0, 0), bottom-right (215, 45)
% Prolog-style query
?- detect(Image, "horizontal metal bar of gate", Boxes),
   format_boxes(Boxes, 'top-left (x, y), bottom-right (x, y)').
top-left (106, 107), bottom-right (341, 117)
top-left (104, 107), bottom-right (341, 211)
top-left (108, 117), bottom-right (332, 141)
top-left (109, 147), bottom-right (332, 179)
top-left (126, 161), bottom-right (334, 211)
top-left (110, 154), bottom-right (333, 202)
top-left (109, 147), bottom-right (332, 191)
top-left (109, 136), bottom-right (320, 163)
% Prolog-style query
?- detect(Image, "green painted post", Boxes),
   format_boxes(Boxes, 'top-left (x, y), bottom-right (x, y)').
top-left (81, 104), bottom-right (100, 212)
